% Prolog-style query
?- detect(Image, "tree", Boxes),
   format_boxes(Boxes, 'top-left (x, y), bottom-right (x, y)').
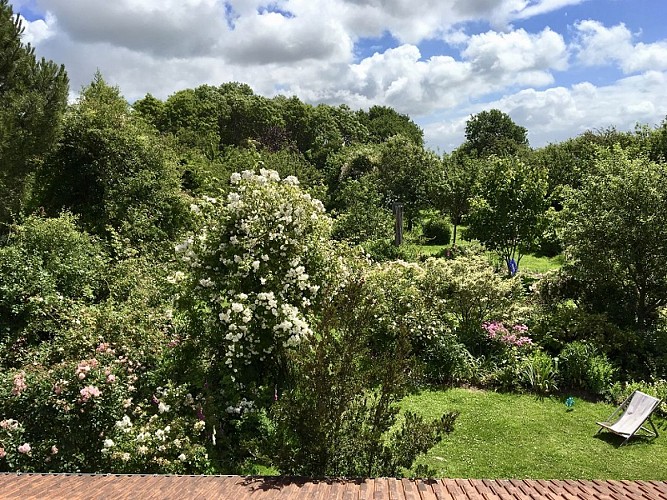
top-left (564, 147), bottom-right (667, 330)
top-left (35, 74), bottom-right (190, 253)
top-left (159, 85), bottom-right (227, 159)
top-left (462, 109), bottom-right (528, 158)
top-left (332, 175), bottom-right (393, 244)
top-left (358, 105), bottom-right (423, 146)
top-left (376, 135), bottom-right (440, 231)
top-left (466, 156), bottom-right (548, 273)
top-left (132, 92), bottom-right (166, 131)
top-left (436, 149), bottom-right (481, 245)
top-left (0, 0), bottom-right (68, 230)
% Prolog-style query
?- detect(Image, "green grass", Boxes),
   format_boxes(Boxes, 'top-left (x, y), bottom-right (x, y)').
top-left (519, 253), bottom-right (564, 273)
top-left (415, 244), bottom-right (563, 273)
top-left (414, 224), bottom-right (564, 273)
top-left (402, 388), bottom-right (667, 480)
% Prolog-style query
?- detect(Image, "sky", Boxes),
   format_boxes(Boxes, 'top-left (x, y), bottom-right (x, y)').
top-left (10, 0), bottom-right (667, 152)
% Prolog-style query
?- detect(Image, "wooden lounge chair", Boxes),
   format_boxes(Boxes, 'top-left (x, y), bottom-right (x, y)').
top-left (596, 390), bottom-right (662, 446)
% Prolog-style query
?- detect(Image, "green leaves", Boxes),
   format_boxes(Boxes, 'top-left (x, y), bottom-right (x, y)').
top-left (466, 156), bottom-right (548, 272)
top-left (564, 147), bottom-right (667, 329)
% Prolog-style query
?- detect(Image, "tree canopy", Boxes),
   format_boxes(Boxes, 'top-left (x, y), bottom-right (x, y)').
top-left (0, 0), bottom-right (68, 230)
top-left (462, 109), bottom-right (528, 158)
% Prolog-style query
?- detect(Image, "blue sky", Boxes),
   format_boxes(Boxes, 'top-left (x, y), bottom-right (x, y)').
top-left (10, 0), bottom-right (667, 151)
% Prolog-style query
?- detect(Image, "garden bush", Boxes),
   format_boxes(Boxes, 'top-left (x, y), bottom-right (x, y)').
top-left (269, 272), bottom-right (457, 476)
top-left (559, 341), bottom-right (616, 396)
top-left (420, 256), bottom-right (524, 356)
top-left (519, 350), bottom-right (559, 395)
top-left (608, 379), bottom-right (667, 417)
top-left (360, 238), bottom-right (421, 262)
top-left (422, 217), bottom-right (452, 245)
top-left (174, 168), bottom-right (341, 469)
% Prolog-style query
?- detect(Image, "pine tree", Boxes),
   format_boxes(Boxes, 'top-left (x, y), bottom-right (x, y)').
top-left (0, 0), bottom-right (68, 231)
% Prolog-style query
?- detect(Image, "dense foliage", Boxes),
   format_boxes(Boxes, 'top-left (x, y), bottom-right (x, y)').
top-left (2, 22), bottom-right (667, 474)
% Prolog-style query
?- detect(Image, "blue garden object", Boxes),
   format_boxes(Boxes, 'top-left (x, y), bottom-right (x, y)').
top-left (508, 258), bottom-right (518, 276)
top-left (565, 396), bottom-right (575, 410)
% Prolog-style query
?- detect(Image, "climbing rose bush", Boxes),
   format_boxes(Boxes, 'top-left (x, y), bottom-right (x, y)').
top-left (178, 168), bottom-right (341, 400)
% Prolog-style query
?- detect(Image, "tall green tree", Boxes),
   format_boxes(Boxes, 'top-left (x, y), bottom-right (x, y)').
top-left (0, 0), bottom-right (68, 231)
top-left (462, 109), bottom-right (529, 158)
top-left (436, 150), bottom-right (481, 245)
top-left (466, 156), bottom-right (548, 273)
top-left (377, 135), bottom-right (440, 231)
top-left (35, 74), bottom-right (190, 254)
top-left (564, 147), bottom-right (667, 330)
top-left (358, 105), bottom-right (423, 146)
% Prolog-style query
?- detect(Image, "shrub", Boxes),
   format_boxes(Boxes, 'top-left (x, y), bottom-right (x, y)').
top-left (175, 168), bottom-right (343, 468)
top-left (269, 273), bottom-right (457, 477)
top-left (607, 379), bottom-right (667, 417)
top-left (520, 350), bottom-right (559, 395)
top-left (0, 214), bottom-right (108, 367)
top-left (587, 355), bottom-right (616, 396)
top-left (559, 341), bottom-right (596, 389)
top-left (361, 239), bottom-right (421, 262)
top-left (422, 218), bottom-right (452, 245)
top-left (420, 256), bottom-right (523, 356)
top-left (559, 341), bottom-right (616, 395)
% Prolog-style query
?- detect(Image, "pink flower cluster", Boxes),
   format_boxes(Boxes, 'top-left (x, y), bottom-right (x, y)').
top-left (0, 419), bottom-right (19, 430)
top-left (96, 342), bottom-right (114, 354)
top-left (79, 385), bottom-right (102, 402)
top-left (17, 443), bottom-right (31, 454)
top-left (483, 321), bottom-right (533, 347)
top-left (11, 371), bottom-right (27, 396)
top-left (75, 359), bottom-right (98, 380)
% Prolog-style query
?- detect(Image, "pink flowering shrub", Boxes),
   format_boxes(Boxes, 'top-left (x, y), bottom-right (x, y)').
top-left (483, 321), bottom-right (533, 348)
top-left (0, 341), bottom-right (146, 472)
top-left (11, 372), bottom-right (27, 396)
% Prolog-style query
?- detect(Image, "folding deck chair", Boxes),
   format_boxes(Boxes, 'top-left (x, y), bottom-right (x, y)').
top-left (596, 390), bottom-right (662, 446)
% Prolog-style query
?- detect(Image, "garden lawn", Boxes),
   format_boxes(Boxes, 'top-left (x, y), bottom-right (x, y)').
top-left (402, 388), bottom-right (667, 480)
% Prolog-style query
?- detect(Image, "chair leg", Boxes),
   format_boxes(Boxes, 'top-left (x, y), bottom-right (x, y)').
top-left (648, 417), bottom-right (659, 438)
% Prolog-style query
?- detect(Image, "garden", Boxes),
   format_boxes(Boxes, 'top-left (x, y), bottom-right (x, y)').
top-left (2, 0), bottom-right (667, 479)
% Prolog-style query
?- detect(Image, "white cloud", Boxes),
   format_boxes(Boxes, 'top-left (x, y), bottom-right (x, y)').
top-left (34, 0), bottom-right (230, 58)
top-left (463, 27), bottom-right (568, 74)
top-left (224, 12), bottom-right (353, 65)
top-left (512, 0), bottom-right (590, 20)
top-left (574, 20), bottom-right (667, 74)
top-left (19, 12), bottom-right (55, 45)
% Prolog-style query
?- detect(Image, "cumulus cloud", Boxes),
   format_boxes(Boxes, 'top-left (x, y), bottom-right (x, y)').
top-left (34, 0), bottom-right (229, 58)
top-left (224, 11), bottom-right (353, 65)
top-left (574, 20), bottom-right (667, 73)
top-left (463, 27), bottom-right (568, 74)
top-left (20, 12), bottom-right (55, 45)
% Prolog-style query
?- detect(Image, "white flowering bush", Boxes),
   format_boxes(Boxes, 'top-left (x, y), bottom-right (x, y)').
top-left (101, 382), bottom-right (211, 473)
top-left (174, 168), bottom-right (343, 467)
top-left (179, 169), bottom-right (336, 381)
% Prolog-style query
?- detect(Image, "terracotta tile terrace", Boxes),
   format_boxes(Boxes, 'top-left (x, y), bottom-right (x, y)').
top-left (1, 474), bottom-right (667, 499)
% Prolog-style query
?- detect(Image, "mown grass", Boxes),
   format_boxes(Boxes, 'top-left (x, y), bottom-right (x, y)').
top-left (416, 243), bottom-right (563, 273)
top-left (415, 224), bottom-right (564, 274)
top-left (402, 388), bottom-right (667, 480)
